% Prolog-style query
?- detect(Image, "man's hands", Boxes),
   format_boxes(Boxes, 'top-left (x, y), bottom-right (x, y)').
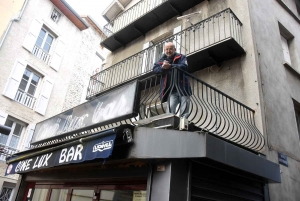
top-left (162, 60), bottom-right (172, 69)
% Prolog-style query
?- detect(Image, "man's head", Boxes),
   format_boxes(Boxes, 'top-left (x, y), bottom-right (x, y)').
top-left (164, 42), bottom-right (176, 58)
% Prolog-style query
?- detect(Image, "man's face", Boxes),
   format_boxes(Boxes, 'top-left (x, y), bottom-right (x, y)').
top-left (164, 43), bottom-right (176, 58)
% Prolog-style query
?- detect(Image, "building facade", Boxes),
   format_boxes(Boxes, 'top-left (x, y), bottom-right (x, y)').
top-left (0, 0), bottom-right (107, 200)
top-left (2, 0), bottom-right (300, 201)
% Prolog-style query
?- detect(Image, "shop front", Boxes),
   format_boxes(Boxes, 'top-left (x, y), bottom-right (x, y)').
top-left (5, 81), bottom-right (281, 201)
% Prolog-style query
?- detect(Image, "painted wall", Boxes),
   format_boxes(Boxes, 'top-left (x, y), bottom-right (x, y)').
top-left (248, 0), bottom-right (300, 200)
top-left (0, 0), bottom-right (25, 41)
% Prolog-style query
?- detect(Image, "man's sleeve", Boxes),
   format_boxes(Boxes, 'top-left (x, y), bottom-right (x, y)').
top-left (172, 55), bottom-right (188, 71)
top-left (153, 57), bottom-right (165, 74)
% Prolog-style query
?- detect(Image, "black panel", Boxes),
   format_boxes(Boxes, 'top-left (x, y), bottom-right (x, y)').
top-left (101, 0), bottom-right (206, 52)
top-left (187, 38), bottom-right (245, 73)
top-left (191, 160), bottom-right (265, 201)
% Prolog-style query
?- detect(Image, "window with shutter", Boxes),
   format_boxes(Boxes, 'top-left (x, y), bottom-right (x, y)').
top-left (35, 77), bottom-right (54, 116)
top-left (14, 68), bottom-right (41, 109)
top-left (32, 27), bottom-right (55, 64)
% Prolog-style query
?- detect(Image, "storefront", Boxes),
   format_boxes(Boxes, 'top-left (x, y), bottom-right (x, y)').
top-left (5, 81), bottom-right (281, 201)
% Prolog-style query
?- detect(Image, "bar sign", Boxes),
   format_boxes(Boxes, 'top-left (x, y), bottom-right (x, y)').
top-left (278, 152), bottom-right (288, 167)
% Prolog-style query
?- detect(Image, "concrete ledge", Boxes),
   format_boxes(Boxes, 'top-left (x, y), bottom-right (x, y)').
top-left (130, 127), bottom-right (281, 183)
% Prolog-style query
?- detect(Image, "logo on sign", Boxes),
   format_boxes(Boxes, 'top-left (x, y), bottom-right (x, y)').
top-left (93, 140), bottom-right (113, 152)
top-left (6, 164), bottom-right (13, 174)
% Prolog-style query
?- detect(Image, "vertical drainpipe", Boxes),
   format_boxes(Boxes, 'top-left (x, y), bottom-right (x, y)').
top-left (0, 0), bottom-right (30, 50)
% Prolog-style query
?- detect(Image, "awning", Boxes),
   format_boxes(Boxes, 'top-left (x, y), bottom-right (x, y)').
top-left (5, 130), bottom-right (119, 175)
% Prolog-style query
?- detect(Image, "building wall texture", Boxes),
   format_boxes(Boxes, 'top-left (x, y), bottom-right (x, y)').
top-left (0, 0), bottom-right (107, 198)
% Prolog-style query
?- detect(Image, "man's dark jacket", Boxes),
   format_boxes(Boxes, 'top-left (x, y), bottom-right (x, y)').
top-left (153, 53), bottom-right (192, 102)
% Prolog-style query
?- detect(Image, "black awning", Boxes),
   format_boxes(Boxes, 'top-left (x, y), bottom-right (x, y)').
top-left (5, 129), bottom-right (117, 175)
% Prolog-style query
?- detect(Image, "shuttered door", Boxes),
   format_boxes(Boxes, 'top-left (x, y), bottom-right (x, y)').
top-left (191, 160), bottom-right (266, 201)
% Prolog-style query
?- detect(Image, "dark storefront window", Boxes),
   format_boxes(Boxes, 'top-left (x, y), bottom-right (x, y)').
top-left (25, 184), bottom-right (146, 201)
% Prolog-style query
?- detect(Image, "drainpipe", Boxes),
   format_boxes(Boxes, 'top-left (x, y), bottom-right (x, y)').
top-left (0, 0), bottom-right (30, 49)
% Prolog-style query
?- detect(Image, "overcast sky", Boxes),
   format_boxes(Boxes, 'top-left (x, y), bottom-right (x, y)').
top-left (65, 0), bottom-right (113, 26)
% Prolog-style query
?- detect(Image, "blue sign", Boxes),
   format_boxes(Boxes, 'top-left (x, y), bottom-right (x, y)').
top-left (5, 134), bottom-right (116, 175)
top-left (278, 152), bottom-right (288, 167)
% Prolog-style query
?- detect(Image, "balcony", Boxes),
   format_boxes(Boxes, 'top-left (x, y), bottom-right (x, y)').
top-left (0, 145), bottom-right (18, 161)
top-left (14, 89), bottom-right (36, 109)
top-left (88, 9), bottom-right (244, 99)
top-left (93, 67), bottom-right (264, 152)
top-left (101, 0), bottom-right (206, 51)
top-left (32, 45), bottom-right (51, 64)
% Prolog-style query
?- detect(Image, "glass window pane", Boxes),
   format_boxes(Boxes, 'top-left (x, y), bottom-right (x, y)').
top-left (32, 74), bottom-right (40, 85)
top-left (50, 189), bottom-right (68, 201)
top-left (13, 123), bottom-right (22, 136)
top-left (36, 37), bottom-right (43, 47)
top-left (100, 190), bottom-right (146, 201)
top-left (71, 189), bottom-right (94, 201)
top-left (23, 69), bottom-right (31, 80)
top-left (46, 35), bottom-right (54, 44)
top-left (39, 29), bottom-right (46, 39)
top-left (8, 135), bottom-right (19, 148)
top-left (28, 84), bottom-right (36, 96)
top-left (32, 189), bottom-right (48, 201)
top-left (4, 119), bottom-right (13, 128)
top-left (0, 134), bottom-right (9, 145)
top-left (19, 79), bottom-right (28, 91)
top-left (43, 43), bottom-right (51, 52)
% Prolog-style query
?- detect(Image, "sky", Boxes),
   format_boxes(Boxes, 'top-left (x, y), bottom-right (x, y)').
top-left (65, 0), bottom-right (113, 26)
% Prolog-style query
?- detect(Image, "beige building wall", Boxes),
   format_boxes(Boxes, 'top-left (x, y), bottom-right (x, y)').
top-left (0, 0), bottom-right (25, 41)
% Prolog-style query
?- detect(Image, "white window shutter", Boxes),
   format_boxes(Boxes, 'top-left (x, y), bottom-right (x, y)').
top-left (0, 111), bottom-right (8, 125)
top-left (2, 60), bottom-right (26, 100)
top-left (22, 18), bottom-right (42, 52)
top-left (35, 77), bottom-right (54, 115)
top-left (281, 35), bottom-right (291, 65)
top-left (50, 39), bottom-right (65, 71)
top-left (22, 124), bottom-right (35, 151)
top-left (173, 25), bottom-right (182, 52)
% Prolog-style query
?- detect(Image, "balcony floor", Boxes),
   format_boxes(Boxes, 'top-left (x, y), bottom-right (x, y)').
top-left (187, 38), bottom-right (245, 73)
top-left (101, 0), bottom-right (205, 52)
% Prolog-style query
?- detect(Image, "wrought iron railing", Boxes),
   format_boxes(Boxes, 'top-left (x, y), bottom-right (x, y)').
top-left (32, 45), bottom-right (51, 64)
top-left (88, 8), bottom-right (242, 99)
top-left (0, 144), bottom-right (18, 161)
top-left (96, 68), bottom-right (264, 151)
top-left (103, 0), bottom-right (167, 36)
top-left (15, 89), bottom-right (36, 109)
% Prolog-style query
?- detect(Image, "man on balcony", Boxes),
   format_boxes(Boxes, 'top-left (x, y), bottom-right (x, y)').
top-left (153, 42), bottom-right (192, 118)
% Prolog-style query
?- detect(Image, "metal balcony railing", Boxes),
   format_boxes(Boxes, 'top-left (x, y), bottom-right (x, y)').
top-left (15, 89), bottom-right (36, 109)
top-left (88, 8), bottom-right (242, 99)
top-left (102, 68), bottom-right (265, 151)
top-left (32, 45), bottom-right (51, 64)
top-left (0, 145), bottom-right (18, 161)
top-left (103, 0), bottom-right (167, 36)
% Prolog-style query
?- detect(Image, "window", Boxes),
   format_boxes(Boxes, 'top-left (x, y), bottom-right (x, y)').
top-left (3, 61), bottom-right (54, 115)
top-left (278, 22), bottom-right (295, 68)
top-left (14, 68), bottom-right (41, 109)
top-left (0, 117), bottom-right (25, 149)
top-left (32, 27), bottom-right (54, 63)
top-left (0, 186), bottom-right (13, 201)
top-left (51, 8), bottom-right (61, 23)
top-left (23, 18), bottom-right (65, 70)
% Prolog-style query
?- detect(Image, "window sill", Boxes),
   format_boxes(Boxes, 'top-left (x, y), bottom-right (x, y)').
top-left (284, 62), bottom-right (300, 77)
top-left (276, 0), bottom-right (300, 24)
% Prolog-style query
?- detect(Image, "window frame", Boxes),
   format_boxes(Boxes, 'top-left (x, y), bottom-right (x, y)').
top-left (50, 8), bottom-right (62, 23)
top-left (0, 116), bottom-right (26, 149)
